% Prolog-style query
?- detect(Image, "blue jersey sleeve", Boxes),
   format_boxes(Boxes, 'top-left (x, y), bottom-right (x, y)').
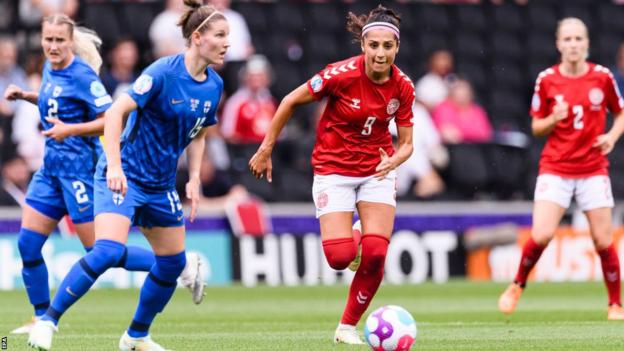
top-left (75, 68), bottom-right (113, 117)
top-left (127, 61), bottom-right (165, 109)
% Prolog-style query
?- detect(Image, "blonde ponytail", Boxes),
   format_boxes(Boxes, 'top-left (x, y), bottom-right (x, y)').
top-left (73, 26), bottom-right (103, 73)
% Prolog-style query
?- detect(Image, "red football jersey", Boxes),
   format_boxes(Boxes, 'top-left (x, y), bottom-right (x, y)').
top-left (531, 63), bottom-right (624, 177)
top-left (306, 55), bottom-right (415, 176)
top-left (221, 88), bottom-right (277, 144)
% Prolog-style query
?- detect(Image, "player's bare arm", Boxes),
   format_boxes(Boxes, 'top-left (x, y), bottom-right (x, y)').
top-left (4, 84), bottom-right (39, 104)
top-left (103, 93), bottom-right (137, 195)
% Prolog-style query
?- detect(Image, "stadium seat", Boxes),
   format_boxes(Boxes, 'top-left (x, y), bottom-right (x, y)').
top-left (492, 4), bottom-right (525, 34)
top-left (454, 5), bottom-right (487, 33)
top-left (307, 3), bottom-right (342, 34)
top-left (527, 4), bottom-right (558, 33)
top-left (488, 89), bottom-right (530, 132)
top-left (272, 61), bottom-right (304, 99)
top-left (84, 3), bottom-right (122, 45)
top-left (490, 32), bottom-right (524, 63)
top-left (233, 2), bottom-right (268, 34)
top-left (455, 59), bottom-right (487, 93)
top-left (595, 34), bottom-right (621, 67)
top-left (271, 2), bottom-right (305, 35)
top-left (490, 61), bottom-right (525, 91)
top-left (453, 32), bottom-right (487, 61)
top-left (597, 4), bottom-right (624, 35)
top-left (120, 3), bottom-right (157, 48)
top-left (416, 4), bottom-right (452, 34)
top-left (527, 32), bottom-right (558, 63)
top-left (444, 143), bottom-right (490, 199)
top-left (419, 32), bottom-right (450, 58)
top-left (305, 32), bottom-right (339, 65)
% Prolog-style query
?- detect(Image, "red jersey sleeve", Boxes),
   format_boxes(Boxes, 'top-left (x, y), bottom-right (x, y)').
top-left (306, 64), bottom-right (340, 100)
top-left (530, 72), bottom-right (550, 119)
top-left (604, 68), bottom-right (624, 115)
top-left (395, 79), bottom-right (415, 127)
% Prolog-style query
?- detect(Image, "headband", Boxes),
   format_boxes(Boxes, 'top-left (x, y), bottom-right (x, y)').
top-left (362, 22), bottom-right (400, 40)
top-left (193, 10), bottom-right (223, 33)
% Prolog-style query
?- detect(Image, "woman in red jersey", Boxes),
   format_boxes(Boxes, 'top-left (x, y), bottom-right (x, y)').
top-left (498, 17), bottom-right (624, 320)
top-left (249, 5), bottom-right (414, 344)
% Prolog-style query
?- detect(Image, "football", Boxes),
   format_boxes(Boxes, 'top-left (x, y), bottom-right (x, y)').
top-left (364, 305), bottom-right (417, 351)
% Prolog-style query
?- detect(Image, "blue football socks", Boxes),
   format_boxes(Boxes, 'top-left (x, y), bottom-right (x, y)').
top-left (128, 251), bottom-right (186, 337)
top-left (17, 228), bottom-right (50, 317)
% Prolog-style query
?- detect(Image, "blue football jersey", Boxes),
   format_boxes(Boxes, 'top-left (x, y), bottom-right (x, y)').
top-left (39, 56), bottom-right (112, 177)
top-left (100, 54), bottom-right (221, 190)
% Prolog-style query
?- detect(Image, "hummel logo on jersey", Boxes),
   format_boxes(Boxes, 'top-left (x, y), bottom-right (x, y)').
top-left (350, 98), bottom-right (361, 109)
top-left (356, 291), bottom-right (368, 304)
top-left (171, 98), bottom-right (184, 105)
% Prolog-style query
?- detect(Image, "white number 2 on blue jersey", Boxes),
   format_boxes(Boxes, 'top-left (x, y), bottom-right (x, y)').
top-left (47, 98), bottom-right (58, 119)
top-left (188, 117), bottom-right (206, 138)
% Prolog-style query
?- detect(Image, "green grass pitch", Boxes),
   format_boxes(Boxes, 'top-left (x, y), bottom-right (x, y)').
top-left (3, 281), bottom-right (624, 350)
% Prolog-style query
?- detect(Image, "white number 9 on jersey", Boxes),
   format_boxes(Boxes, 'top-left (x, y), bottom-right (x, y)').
top-left (361, 116), bottom-right (376, 136)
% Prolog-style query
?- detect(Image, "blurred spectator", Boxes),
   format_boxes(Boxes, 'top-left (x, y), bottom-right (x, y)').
top-left (149, 0), bottom-right (186, 58)
top-left (391, 104), bottom-right (448, 199)
top-left (612, 43), bottom-right (624, 96)
top-left (0, 154), bottom-right (30, 206)
top-left (12, 72), bottom-right (44, 171)
top-left (221, 55), bottom-right (277, 144)
top-left (0, 37), bottom-right (28, 118)
top-left (177, 137), bottom-right (247, 212)
top-left (101, 38), bottom-right (139, 99)
top-left (208, 0), bottom-right (254, 95)
top-left (19, 0), bottom-right (78, 27)
top-left (433, 78), bottom-right (493, 144)
top-left (415, 49), bottom-right (454, 112)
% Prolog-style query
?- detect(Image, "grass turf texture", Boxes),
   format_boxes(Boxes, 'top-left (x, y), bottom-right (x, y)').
top-left (2, 281), bottom-right (624, 350)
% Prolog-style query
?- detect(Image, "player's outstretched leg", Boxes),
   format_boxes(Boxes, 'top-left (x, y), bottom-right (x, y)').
top-left (111, 246), bottom-right (205, 305)
top-left (27, 239), bottom-right (125, 350)
top-left (122, 251), bottom-right (186, 351)
top-left (348, 220), bottom-right (363, 272)
top-left (498, 237), bottom-right (545, 315)
top-left (12, 228), bottom-right (50, 335)
top-left (178, 252), bottom-right (206, 304)
top-left (335, 234), bottom-right (389, 345)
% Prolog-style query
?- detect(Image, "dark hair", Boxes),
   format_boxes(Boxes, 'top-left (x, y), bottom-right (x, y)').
top-left (178, 0), bottom-right (225, 44)
top-left (346, 5), bottom-right (401, 43)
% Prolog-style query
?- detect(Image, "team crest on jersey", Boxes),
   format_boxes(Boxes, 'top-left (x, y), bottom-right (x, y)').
top-left (589, 87), bottom-right (604, 105)
top-left (317, 192), bottom-right (328, 208)
top-left (133, 74), bottom-right (153, 95)
top-left (90, 81), bottom-right (107, 97)
top-left (52, 86), bottom-right (63, 98)
top-left (387, 98), bottom-right (400, 115)
top-left (310, 74), bottom-right (323, 93)
top-left (112, 193), bottom-right (124, 206)
top-left (190, 98), bottom-right (200, 111)
top-left (203, 101), bottom-right (212, 114)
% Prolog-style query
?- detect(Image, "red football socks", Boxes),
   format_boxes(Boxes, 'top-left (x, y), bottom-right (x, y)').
top-left (340, 234), bottom-right (389, 325)
top-left (598, 244), bottom-right (621, 306)
top-left (514, 237), bottom-right (545, 287)
top-left (322, 237), bottom-right (358, 270)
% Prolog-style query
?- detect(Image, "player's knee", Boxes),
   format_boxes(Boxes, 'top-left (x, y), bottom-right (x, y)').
top-left (154, 251), bottom-right (187, 281)
top-left (360, 235), bottom-right (390, 272)
top-left (593, 236), bottom-right (613, 251)
top-left (531, 230), bottom-right (554, 247)
top-left (83, 239), bottom-right (126, 275)
top-left (18, 228), bottom-right (47, 260)
top-left (322, 238), bottom-right (357, 270)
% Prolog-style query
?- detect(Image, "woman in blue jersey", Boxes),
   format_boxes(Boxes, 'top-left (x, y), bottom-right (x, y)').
top-left (5, 14), bottom-right (205, 338)
top-left (28, 1), bottom-right (228, 350)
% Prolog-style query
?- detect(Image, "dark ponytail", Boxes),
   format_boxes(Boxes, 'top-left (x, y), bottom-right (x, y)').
top-left (346, 5), bottom-right (401, 43)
